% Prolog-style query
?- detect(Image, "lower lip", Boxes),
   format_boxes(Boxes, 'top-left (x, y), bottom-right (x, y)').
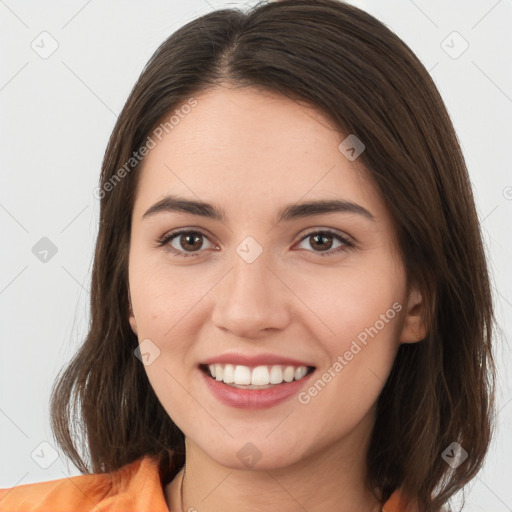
top-left (200, 367), bottom-right (315, 409)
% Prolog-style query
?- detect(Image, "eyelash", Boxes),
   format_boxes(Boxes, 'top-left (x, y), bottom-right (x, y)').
top-left (156, 228), bottom-right (355, 258)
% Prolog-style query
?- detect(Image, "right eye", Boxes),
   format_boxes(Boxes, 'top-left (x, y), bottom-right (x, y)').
top-left (157, 230), bottom-right (215, 258)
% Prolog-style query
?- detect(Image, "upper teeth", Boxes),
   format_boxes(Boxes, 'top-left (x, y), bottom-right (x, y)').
top-left (208, 364), bottom-right (309, 385)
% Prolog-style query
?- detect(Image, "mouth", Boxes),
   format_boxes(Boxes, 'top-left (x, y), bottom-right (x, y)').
top-left (198, 363), bottom-right (316, 390)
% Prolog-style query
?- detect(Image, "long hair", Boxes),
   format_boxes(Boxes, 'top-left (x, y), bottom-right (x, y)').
top-left (50, 1), bottom-right (496, 510)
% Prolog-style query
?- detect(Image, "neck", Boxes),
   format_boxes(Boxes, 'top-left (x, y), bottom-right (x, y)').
top-left (165, 410), bottom-right (382, 512)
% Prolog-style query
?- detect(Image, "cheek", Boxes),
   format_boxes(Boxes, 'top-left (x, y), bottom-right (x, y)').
top-left (296, 290), bottom-right (401, 435)
top-left (294, 263), bottom-right (403, 395)
top-left (294, 259), bottom-right (404, 344)
top-left (319, 292), bottom-right (401, 388)
top-left (129, 252), bottom-right (202, 336)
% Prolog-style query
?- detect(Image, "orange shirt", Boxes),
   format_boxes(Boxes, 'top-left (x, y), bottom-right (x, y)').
top-left (0, 454), bottom-right (413, 511)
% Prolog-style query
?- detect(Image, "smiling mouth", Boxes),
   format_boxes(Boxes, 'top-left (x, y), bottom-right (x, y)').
top-left (198, 363), bottom-right (316, 389)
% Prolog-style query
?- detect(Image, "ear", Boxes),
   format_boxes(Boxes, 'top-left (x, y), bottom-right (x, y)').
top-left (128, 292), bottom-right (138, 336)
top-left (398, 286), bottom-right (428, 343)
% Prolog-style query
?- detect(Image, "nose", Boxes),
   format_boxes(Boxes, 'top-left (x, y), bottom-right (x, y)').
top-left (210, 246), bottom-right (291, 338)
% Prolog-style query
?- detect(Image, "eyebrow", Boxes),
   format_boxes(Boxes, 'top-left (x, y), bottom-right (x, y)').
top-left (142, 195), bottom-right (375, 223)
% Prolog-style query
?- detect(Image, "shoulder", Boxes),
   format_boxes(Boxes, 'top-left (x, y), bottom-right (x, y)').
top-left (0, 454), bottom-right (169, 512)
top-left (382, 487), bottom-right (448, 512)
top-left (383, 487), bottom-right (420, 512)
top-left (0, 471), bottom-right (113, 512)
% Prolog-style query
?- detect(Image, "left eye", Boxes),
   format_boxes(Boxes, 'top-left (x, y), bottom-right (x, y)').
top-left (157, 229), bottom-right (353, 258)
top-left (295, 230), bottom-right (354, 257)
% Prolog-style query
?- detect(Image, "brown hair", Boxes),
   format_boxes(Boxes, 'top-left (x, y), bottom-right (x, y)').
top-left (50, 1), bottom-right (497, 510)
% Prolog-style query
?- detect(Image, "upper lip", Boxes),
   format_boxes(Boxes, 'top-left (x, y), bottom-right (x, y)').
top-left (200, 352), bottom-right (315, 368)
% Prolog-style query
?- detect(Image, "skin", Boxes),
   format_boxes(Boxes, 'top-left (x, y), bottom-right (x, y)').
top-left (128, 86), bottom-right (427, 512)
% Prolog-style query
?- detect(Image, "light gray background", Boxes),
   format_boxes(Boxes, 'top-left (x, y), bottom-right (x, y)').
top-left (1, 0), bottom-right (511, 510)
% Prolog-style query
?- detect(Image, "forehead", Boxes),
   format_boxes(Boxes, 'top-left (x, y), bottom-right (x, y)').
top-left (133, 87), bottom-right (384, 222)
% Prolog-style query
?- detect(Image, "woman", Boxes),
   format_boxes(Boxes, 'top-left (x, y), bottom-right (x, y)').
top-left (0, 0), bottom-right (496, 511)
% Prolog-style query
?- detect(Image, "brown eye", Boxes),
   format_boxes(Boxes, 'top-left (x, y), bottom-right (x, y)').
top-left (310, 233), bottom-right (334, 251)
top-left (296, 230), bottom-right (353, 257)
top-left (159, 230), bottom-right (214, 257)
top-left (158, 228), bottom-right (354, 259)
top-left (176, 232), bottom-right (203, 252)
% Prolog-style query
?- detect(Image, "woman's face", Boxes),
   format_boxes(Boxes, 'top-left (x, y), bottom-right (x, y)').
top-left (128, 86), bottom-right (425, 470)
